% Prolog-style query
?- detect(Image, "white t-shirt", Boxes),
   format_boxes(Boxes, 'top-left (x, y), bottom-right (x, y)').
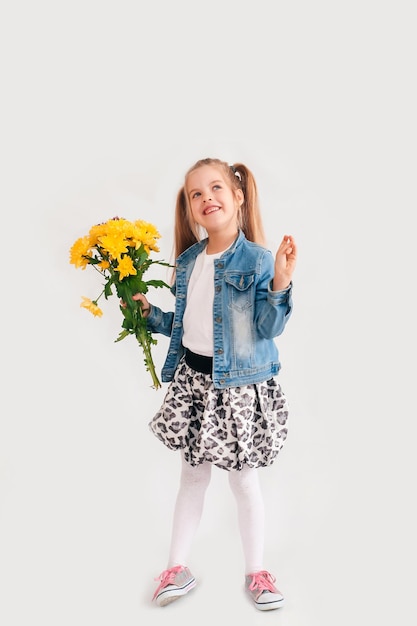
top-left (182, 249), bottom-right (223, 357)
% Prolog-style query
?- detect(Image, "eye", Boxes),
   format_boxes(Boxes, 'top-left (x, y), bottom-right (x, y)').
top-left (191, 191), bottom-right (201, 199)
top-left (213, 184), bottom-right (221, 190)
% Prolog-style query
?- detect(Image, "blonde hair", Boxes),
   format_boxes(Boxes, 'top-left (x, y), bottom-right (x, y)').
top-left (173, 157), bottom-right (266, 259)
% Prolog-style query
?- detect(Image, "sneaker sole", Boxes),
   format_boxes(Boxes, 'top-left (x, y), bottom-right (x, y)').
top-left (155, 578), bottom-right (196, 607)
top-left (253, 597), bottom-right (285, 611)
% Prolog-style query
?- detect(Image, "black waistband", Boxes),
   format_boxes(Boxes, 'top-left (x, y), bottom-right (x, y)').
top-left (184, 349), bottom-right (213, 375)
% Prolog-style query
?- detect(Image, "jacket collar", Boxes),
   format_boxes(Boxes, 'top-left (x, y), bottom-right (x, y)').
top-left (176, 230), bottom-right (245, 266)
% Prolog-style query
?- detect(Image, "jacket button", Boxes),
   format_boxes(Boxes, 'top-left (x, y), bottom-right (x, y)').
top-left (215, 285), bottom-right (221, 293)
top-left (215, 316), bottom-right (222, 323)
top-left (216, 348), bottom-right (224, 354)
top-left (217, 262), bottom-right (224, 269)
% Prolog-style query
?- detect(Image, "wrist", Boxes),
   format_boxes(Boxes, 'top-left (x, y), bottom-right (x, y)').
top-left (272, 280), bottom-right (290, 292)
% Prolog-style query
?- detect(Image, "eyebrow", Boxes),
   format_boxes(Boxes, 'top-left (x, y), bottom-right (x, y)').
top-left (188, 179), bottom-right (223, 195)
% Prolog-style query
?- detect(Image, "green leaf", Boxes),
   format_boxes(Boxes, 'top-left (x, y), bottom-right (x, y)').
top-left (146, 279), bottom-right (171, 289)
top-left (121, 275), bottom-right (146, 295)
top-left (120, 306), bottom-right (133, 324)
top-left (84, 255), bottom-right (101, 265)
top-left (115, 329), bottom-right (131, 342)
top-left (104, 282), bottom-right (113, 298)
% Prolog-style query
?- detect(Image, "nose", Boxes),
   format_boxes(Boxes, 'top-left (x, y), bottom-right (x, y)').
top-left (203, 195), bottom-right (212, 202)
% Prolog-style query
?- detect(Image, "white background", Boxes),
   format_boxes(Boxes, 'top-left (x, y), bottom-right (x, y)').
top-left (1, 1), bottom-right (416, 625)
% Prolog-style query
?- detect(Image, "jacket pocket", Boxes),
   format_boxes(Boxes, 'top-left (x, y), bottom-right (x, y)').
top-left (225, 272), bottom-right (255, 311)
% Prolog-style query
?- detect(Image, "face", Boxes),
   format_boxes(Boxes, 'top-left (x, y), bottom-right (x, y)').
top-left (186, 165), bottom-right (243, 238)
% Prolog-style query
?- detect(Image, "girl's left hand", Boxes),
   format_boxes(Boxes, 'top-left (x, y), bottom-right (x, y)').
top-left (273, 234), bottom-right (297, 291)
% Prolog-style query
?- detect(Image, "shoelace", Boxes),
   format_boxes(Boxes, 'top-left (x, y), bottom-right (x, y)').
top-left (152, 565), bottom-right (185, 600)
top-left (248, 570), bottom-right (277, 594)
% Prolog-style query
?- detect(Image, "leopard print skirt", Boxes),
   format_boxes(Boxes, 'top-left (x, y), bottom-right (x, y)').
top-left (148, 357), bottom-right (289, 471)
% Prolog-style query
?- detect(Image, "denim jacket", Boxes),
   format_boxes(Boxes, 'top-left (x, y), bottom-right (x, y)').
top-left (146, 230), bottom-right (293, 389)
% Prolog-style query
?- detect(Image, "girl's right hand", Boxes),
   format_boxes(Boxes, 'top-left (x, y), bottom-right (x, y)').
top-left (120, 293), bottom-right (151, 317)
top-left (132, 293), bottom-right (151, 317)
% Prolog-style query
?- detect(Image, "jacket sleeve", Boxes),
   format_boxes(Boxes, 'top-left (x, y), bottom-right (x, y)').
top-left (255, 250), bottom-right (293, 339)
top-left (144, 281), bottom-right (176, 337)
top-left (145, 304), bottom-right (174, 337)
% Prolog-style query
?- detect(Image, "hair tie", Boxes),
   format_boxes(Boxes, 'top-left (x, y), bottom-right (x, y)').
top-left (230, 165), bottom-right (241, 181)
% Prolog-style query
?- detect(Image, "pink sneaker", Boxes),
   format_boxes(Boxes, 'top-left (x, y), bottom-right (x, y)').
top-left (245, 570), bottom-right (284, 610)
top-left (152, 565), bottom-right (196, 607)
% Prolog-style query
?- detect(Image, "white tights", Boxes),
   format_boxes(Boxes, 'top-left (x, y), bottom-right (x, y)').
top-left (167, 455), bottom-right (265, 574)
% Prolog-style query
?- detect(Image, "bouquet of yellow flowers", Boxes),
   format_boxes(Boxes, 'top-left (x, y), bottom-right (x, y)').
top-left (69, 216), bottom-right (172, 389)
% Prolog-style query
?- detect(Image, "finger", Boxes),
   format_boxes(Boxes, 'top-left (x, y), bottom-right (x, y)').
top-left (289, 240), bottom-right (297, 256)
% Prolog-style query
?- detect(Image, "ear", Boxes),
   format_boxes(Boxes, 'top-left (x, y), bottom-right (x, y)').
top-left (235, 188), bottom-right (244, 206)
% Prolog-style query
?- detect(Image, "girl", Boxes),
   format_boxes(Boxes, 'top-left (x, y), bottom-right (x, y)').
top-left (135, 157), bottom-right (297, 611)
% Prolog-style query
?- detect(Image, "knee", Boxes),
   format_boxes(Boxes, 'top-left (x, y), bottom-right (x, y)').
top-left (228, 468), bottom-right (260, 498)
top-left (181, 462), bottom-right (212, 492)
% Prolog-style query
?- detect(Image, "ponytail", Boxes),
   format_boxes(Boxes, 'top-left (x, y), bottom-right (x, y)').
top-left (173, 186), bottom-right (199, 259)
top-left (231, 162), bottom-right (266, 247)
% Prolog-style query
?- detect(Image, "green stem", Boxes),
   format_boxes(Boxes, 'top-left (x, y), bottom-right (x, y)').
top-left (135, 324), bottom-right (161, 389)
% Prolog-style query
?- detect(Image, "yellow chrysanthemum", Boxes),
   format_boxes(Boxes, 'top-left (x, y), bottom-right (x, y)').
top-left (69, 236), bottom-right (92, 269)
top-left (132, 220), bottom-right (161, 252)
top-left (89, 222), bottom-right (109, 247)
top-left (134, 219), bottom-right (159, 238)
top-left (80, 296), bottom-right (103, 317)
top-left (116, 219), bottom-right (136, 240)
top-left (116, 255), bottom-right (137, 280)
top-left (104, 217), bottom-right (129, 236)
top-left (98, 233), bottom-right (128, 261)
top-left (98, 259), bottom-right (110, 270)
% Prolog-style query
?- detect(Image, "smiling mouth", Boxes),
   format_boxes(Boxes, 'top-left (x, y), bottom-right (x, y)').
top-left (204, 206), bottom-right (220, 215)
